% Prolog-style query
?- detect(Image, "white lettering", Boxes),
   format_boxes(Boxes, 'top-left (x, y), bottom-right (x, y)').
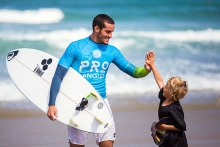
top-left (90, 61), bottom-right (100, 72)
top-left (79, 61), bottom-right (109, 72)
top-left (83, 73), bottom-right (105, 79)
top-left (79, 61), bottom-right (89, 72)
top-left (82, 74), bottom-right (86, 78)
top-left (102, 61), bottom-right (109, 71)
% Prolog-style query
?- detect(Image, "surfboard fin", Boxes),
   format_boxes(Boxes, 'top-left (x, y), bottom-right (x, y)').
top-left (70, 119), bottom-right (79, 127)
top-left (90, 91), bottom-right (101, 100)
top-left (95, 116), bottom-right (104, 124)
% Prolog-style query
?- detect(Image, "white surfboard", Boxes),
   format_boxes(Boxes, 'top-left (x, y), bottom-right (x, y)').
top-left (6, 48), bottom-right (113, 133)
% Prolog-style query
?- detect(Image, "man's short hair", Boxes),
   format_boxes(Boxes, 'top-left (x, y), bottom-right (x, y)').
top-left (92, 14), bottom-right (115, 31)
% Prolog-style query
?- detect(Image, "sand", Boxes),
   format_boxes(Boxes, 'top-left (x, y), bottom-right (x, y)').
top-left (0, 97), bottom-right (220, 147)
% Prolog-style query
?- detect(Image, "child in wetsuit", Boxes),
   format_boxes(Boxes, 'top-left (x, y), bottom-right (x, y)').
top-left (145, 51), bottom-right (188, 147)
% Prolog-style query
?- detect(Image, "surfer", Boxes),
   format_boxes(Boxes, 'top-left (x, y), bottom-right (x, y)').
top-left (145, 51), bottom-right (188, 147)
top-left (47, 14), bottom-right (151, 147)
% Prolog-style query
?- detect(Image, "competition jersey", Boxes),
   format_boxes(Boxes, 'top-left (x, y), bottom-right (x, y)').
top-left (58, 36), bottom-right (135, 98)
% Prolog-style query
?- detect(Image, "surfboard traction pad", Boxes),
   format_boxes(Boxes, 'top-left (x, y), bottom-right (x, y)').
top-left (70, 91), bottom-right (108, 129)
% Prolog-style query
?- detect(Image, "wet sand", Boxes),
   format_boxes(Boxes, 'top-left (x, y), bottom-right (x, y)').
top-left (0, 97), bottom-right (220, 147)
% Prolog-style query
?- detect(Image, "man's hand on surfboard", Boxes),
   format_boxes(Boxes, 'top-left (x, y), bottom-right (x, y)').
top-left (47, 105), bottom-right (58, 121)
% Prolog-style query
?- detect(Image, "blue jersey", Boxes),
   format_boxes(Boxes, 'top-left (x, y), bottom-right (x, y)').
top-left (59, 37), bottom-right (135, 98)
top-left (49, 37), bottom-right (149, 105)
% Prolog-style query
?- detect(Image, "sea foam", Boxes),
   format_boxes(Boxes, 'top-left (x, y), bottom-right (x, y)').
top-left (0, 28), bottom-right (220, 50)
top-left (0, 8), bottom-right (64, 24)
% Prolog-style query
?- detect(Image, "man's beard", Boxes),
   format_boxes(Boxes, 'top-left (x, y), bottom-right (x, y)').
top-left (97, 32), bottom-right (108, 45)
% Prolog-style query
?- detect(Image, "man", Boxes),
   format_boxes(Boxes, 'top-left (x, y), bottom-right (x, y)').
top-left (47, 14), bottom-right (151, 147)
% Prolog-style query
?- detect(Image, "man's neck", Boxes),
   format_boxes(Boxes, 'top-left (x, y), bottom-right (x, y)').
top-left (90, 34), bottom-right (98, 43)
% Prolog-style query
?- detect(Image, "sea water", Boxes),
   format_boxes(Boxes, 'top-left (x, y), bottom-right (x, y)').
top-left (0, 0), bottom-right (220, 102)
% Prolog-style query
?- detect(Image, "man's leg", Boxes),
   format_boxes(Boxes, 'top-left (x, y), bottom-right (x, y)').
top-left (95, 121), bottom-right (116, 147)
top-left (68, 126), bottom-right (88, 147)
top-left (99, 140), bottom-right (114, 147)
top-left (69, 142), bottom-right (85, 147)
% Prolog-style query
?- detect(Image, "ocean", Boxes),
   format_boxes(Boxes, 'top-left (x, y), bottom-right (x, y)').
top-left (0, 0), bottom-right (220, 103)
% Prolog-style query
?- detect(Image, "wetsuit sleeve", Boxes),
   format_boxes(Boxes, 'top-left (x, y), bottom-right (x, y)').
top-left (112, 48), bottom-right (150, 78)
top-left (133, 67), bottom-right (151, 78)
top-left (49, 42), bottom-right (78, 105)
top-left (48, 64), bottom-right (68, 106)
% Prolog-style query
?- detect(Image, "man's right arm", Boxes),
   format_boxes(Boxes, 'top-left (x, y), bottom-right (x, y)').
top-left (47, 64), bottom-right (68, 120)
top-left (49, 64), bottom-right (68, 106)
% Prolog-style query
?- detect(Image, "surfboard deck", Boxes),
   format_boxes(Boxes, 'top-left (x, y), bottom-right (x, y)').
top-left (6, 48), bottom-right (113, 133)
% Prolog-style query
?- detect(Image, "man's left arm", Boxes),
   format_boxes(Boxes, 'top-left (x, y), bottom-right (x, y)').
top-left (113, 49), bottom-right (151, 78)
top-left (123, 63), bottom-right (151, 78)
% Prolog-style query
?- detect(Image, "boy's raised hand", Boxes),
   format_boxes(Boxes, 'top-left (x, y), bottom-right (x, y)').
top-left (144, 51), bottom-right (151, 71)
top-left (145, 50), bottom-right (155, 68)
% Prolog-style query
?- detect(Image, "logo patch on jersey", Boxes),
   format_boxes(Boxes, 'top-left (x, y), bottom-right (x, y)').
top-left (82, 54), bottom-right (92, 60)
top-left (93, 50), bottom-right (101, 58)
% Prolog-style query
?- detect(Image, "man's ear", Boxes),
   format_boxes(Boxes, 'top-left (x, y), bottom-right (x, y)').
top-left (94, 25), bottom-right (100, 33)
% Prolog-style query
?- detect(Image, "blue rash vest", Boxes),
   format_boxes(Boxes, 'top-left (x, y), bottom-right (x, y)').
top-left (49, 36), bottom-right (149, 106)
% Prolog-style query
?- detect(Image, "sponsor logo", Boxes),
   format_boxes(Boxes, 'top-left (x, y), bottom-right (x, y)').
top-left (92, 50), bottom-right (101, 58)
top-left (97, 102), bottom-right (103, 109)
top-left (7, 50), bottom-right (19, 61)
top-left (82, 73), bottom-right (105, 79)
top-left (80, 61), bottom-right (109, 72)
top-left (33, 58), bottom-right (52, 77)
top-left (82, 54), bottom-right (92, 60)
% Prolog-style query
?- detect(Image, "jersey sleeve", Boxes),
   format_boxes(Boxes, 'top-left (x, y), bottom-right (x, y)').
top-left (112, 47), bottom-right (149, 78)
top-left (48, 65), bottom-right (68, 106)
top-left (49, 42), bottom-right (78, 106)
top-left (58, 42), bottom-right (78, 69)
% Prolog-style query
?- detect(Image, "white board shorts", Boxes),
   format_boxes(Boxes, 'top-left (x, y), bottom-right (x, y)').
top-left (68, 98), bottom-right (116, 145)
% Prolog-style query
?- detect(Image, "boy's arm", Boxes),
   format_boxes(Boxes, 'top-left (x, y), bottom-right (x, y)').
top-left (156, 124), bottom-right (181, 131)
top-left (145, 51), bottom-right (164, 89)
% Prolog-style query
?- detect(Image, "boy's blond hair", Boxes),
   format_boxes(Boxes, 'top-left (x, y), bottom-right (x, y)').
top-left (167, 77), bottom-right (188, 101)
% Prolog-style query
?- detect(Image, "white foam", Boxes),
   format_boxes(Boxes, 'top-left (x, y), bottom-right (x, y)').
top-left (0, 8), bottom-right (64, 24)
top-left (105, 57), bottom-right (220, 96)
top-left (0, 80), bottom-right (26, 102)
top-left (115, 28), bottom-right (220, 42)
top-left (1, 28), bottom-right (219, 102)
top-left (1, 28), bottom-right (219, 52)
top-left (1, 64), bottom-right (219, 102)
top-left (106, 71), bottom-right (220, 96)
top-left (0, 28), bottom-right (91, 49)
top-left (1, 73), bottom-right (219, 102)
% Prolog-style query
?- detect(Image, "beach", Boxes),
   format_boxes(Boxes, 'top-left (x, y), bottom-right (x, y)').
top-left (1, 95), bottom-right (220, 147)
